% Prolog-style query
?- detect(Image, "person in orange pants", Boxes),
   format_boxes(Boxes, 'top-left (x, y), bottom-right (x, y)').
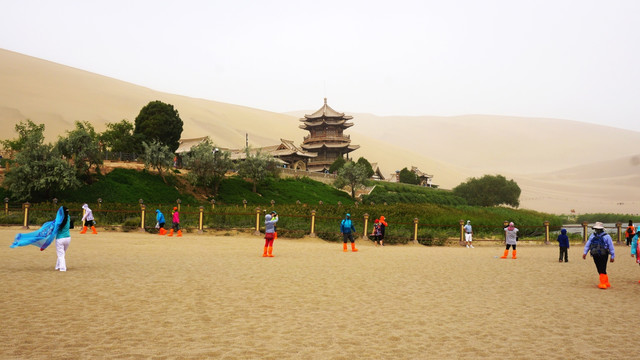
top-left (80, 203), bottom-right (98, 235)
top-left (263, 213), bottom-right (278, 257)
top-left (500, 222), bottom-right (518, 259)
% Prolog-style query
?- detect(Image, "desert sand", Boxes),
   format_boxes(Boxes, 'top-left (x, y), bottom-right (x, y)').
top-left (2, 48), bottom-right (640, 215)
top-left (1, 227), bottom-right (638, 359)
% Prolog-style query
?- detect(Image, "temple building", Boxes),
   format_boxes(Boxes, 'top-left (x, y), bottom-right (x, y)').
top-left (299, 98), bottom-right (360, 172)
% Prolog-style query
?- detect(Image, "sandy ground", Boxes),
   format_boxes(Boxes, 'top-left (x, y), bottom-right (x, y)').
top-left (1, 228), bottom-right (638, 359)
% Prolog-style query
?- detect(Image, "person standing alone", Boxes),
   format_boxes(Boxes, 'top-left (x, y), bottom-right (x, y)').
top-left (583, 222), bottom-right (615, 289)
top-left (557, 228), bottom-right (570, 262)
top-left (500, 222), bottom-right (518, 259)
top-left (464, 220), bottom-right (474, 248)
top-left (340, 213), bottom-right (358, 252)
top-left (80, 203), bottom-right (97, 234)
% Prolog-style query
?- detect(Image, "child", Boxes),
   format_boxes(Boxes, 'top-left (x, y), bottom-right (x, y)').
top-left (557, 228), bottom-right (569, 262)
top-left (626, 220), bottom-right (636, 247)
top-left (371, 219), bottom-right (381, 246)
top-left (630, 232), bottom-right (640, 283)
top-left (263, 213), bottom-right (278, 257)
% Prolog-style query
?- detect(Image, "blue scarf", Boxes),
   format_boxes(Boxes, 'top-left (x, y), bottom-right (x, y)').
top-left (11, 206), bottom-right (65, 251)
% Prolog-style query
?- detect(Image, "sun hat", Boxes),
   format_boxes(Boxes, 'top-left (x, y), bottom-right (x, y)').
top-left (592, 221), bottom-right (605, 229)
top-left (173, 207), bottom-right (178, 211)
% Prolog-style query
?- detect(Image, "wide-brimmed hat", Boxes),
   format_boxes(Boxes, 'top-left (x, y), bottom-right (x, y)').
top-left (592, 222), bottom-right (605, 229)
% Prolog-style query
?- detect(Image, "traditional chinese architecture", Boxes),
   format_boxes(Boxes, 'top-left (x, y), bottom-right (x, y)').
top-left (299, 98), bottom-right (359, 172)
top-left (391, 166), bottom-right (436, 188)
top-left (229, 139), bottom-right (317, 170)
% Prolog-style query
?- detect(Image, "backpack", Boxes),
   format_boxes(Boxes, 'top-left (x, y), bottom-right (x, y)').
top-left (589, 233), bottom-right (609, 257)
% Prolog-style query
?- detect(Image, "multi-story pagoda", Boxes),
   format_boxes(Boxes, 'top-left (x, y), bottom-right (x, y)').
top-left (299, 98), bottom-right (359, 172)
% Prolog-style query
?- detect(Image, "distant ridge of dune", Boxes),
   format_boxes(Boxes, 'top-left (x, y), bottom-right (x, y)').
top-left (1, 48), bottom-right (639, 215)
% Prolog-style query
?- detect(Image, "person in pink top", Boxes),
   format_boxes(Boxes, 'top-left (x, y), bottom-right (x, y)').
top-left (168, 207), bottom-right (182, 237)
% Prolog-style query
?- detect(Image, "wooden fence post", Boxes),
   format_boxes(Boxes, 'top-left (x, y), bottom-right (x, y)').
top-left (198, 206), bottom-right (204, 234)
top-left (544, 221), bottom-right (550, 244)
top-left (5, 197), bottom-right (9, 215)
top-left (459, 220), bottom-right (465, 246)
top-left (310, 210), bottom-right (316, 237)
top-left (22, 202), bottom-right (30, 229)
top-left (413, 218), bottom-right (419, 244)
top-left (363, 213), bottom-right (369, 238)
top-left (139, 204), bottom-right (146, 232)
top-left (503, 221), bottom-right (509, 242)
top-left (616, 222), bottom-right (622, 244)
top-left (582, 221), bottom-right (589, 244)
top-left (254, 207), bottom-right (261, 236)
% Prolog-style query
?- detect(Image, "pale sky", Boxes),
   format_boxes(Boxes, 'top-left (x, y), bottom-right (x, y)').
top-left (2, 0), bottom-right (639, 131)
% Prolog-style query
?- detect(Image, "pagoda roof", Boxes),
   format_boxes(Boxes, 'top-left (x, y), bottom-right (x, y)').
top-left (299, 120), bottom-right (354, 129)
top-left (301, 98), bottom-right (353, 120)
top-left (301, 143), bottom-right (360, 152)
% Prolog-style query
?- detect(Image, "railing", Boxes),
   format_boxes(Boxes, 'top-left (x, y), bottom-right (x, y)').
top-left (303, 135), bottom-right (350, 143)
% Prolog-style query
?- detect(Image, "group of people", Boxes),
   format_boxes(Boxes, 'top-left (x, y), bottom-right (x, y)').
top-left (155, 208), bottom-right (182, 237)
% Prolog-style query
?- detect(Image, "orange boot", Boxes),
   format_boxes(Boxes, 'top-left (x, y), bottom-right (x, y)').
top-left (598, 274), bottom-right (607, 289)
top-left (177, 230), bottom-right (182, 237)
top-left (263, 246), bottom-right (269, 257)
top-left (512, 250), bottom-right (517, 259)
top-left (167, 229), bottom-right (174, 237)
top-left (351, 242), bottom-right (358, 252)
top-left (604, 274), bottom-right (611, 288)
top-left (267, 246), bottom-right (274, 257)
top-left (158, 228), bottom-right (165, 236)
top-left (80, 226), bottom-right (87, 234)
top-left (91, 226), bottom-right (98, 234)
top-left (500, 250), bottom-right (509, 259)
top-left (343, 243), bottom-right (348, 252)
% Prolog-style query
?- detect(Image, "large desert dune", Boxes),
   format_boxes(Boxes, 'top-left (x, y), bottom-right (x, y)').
top-left (1, 48), bottom-right (638, 215)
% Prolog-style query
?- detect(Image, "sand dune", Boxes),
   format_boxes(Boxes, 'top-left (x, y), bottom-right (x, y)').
top-left (1, 228), bottom-right (638, 359)
top-left (1, 48), bottom-right (638, 215)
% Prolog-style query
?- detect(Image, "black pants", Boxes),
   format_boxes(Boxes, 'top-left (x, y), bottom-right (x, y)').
top-left (592, 253), bottom-right (609, 274)
top-left (627, 236), bottom-right (633, 246)
top-left (505, 244), bottom-right (516, 250)
top-left (559, 247), bottom-right (568, 262)
top-left (343, 233), bottom-right (354, 243)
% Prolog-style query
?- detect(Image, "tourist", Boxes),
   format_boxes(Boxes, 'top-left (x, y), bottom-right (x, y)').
top-left (626, 220), bottom-right (636, 246)
top-left (557, 228), bottom-right (569, 262)
top-left (500, 222), bottom-right (518, 259)
top-left (464, 220), bottom-right (474, 248)
top-left (168, 207), bottom-right (182, 237)
top-left (378, 216), bottom-right (387, 246)
top-left (270, 211), bottom-right (278, 240)
top-left (263, 212), bottom-right (279, 257)
top-left (156, 209), bottom-right (166, 236)
top-left (80, 203), bottom-right (97, 234)
top-left (371, 219), bottom-right (381, 246)
top-left (582, 222), bottom-right (615, 289)
top-left (630, 231), bottom-right (640, 283)
top-left (340, 213), bottom-right (358, 252)
top-left (55, 206), bottom-right (71, 272)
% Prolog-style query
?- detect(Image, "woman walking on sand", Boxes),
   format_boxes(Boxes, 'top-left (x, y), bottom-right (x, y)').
top-left (168, 207), bottom-right (182, 237)
top-left (500, 222), bottom-right (518, 259)
top-left (583, 222), bottom-right (615, 289)
top-left (55, 206), bottom-right (71, 272)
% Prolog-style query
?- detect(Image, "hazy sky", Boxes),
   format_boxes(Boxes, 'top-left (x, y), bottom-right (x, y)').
top-left (2, 0), bottom-right (639, 130)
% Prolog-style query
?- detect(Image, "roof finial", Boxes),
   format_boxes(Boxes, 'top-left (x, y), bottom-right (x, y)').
top-left (324, 97), bottom-right (327, 105)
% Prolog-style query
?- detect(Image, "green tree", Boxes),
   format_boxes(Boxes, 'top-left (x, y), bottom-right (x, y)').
top-left (356, 157), bottom-right (374, 178)
top-left (2, 120), bottom-right (79, 201)
top-left (453, 174), bottom-right (521, 207)
top-left (141, 140), bottom-right (174, 183)
top-left (328, 156), bottom-right (346, 174)
top-left (236, 148), bottom-right (280, 193)
top-left (134, 101), bottom-right (184, 152)
top-left (56, 121), bottom-right (103, 183)
top-left (398, 167), bottom-right (419, 185)
top-left (183, 139), bottom-right (233, 196)
top-left (334, 161), bottom-right (368, 199)
top-left (100, 119), bottom-right (142, 154)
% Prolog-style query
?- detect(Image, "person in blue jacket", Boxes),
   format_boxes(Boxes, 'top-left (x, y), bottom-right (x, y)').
top-left (340, 213), bottom-right (358, 252)
top-left (582, 222), bottom-right (615, 289)
top-left (156, 209), bottom-right (166, 235)
top-left (557, 228), bottom-right (570, 262)
top-left (630, 232), bottom-right (640, 283)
